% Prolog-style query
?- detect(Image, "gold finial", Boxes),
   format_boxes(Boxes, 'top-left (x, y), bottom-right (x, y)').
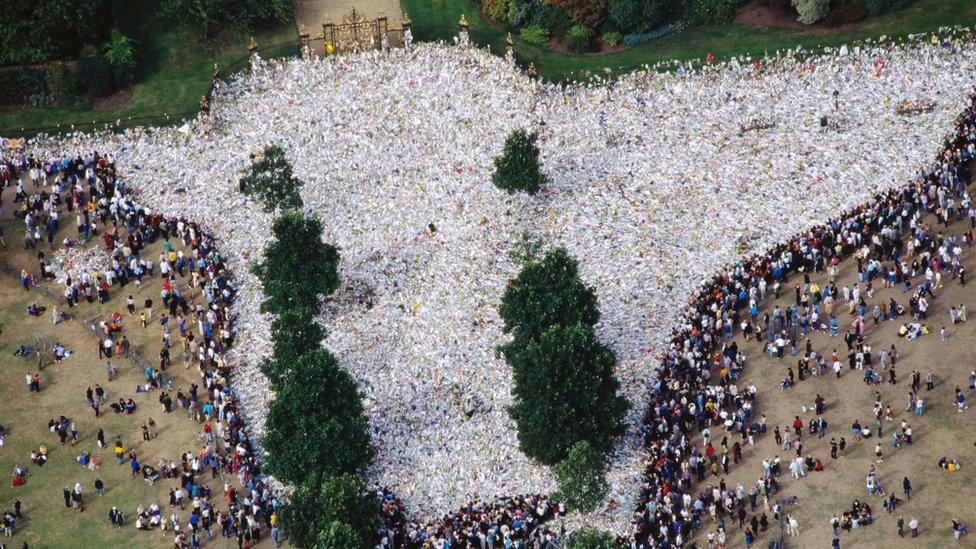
top-left (200, 95), bottom-right (209, 112)
top-left (299, 24), bottom-right (309, 37)
top-left (527, 63), bottom-right (538, 79)
top-left (506, 32), bottom-right (513, 47)
top-left (402, 12), bottom-right (411, 26)
top-left (248, 36), bottom-right (258, 53)
top-left (213, 63), bottom-right (220, 78)
top-left (459, 14), bottom-right (469, 29)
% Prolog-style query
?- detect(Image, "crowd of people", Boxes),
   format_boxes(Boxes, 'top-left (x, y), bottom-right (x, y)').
top-left (0, 149), bottom-right (284, 546)
top-left (4, 29), bottom-right (976, 545)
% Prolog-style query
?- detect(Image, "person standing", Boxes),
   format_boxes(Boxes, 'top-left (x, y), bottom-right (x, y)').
top-left (909, 517), bottom-right (919, 538)
top-left (903, 477), bottom-right (912, 499)
top-left (897, 516), bottom-right (905, 537)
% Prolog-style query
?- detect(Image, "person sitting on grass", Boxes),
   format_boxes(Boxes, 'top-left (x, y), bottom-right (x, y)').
top-left (952, 519), bottom-right (969, 540)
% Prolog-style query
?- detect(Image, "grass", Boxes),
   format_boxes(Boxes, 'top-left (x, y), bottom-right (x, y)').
top-left (401, 0), bottom-right (976, 81)
top-left (683, 198), bottom-right (976, 548)
top-left (0, 0), bottom-right (297, 136)
top-left (0, 189), bottom-right (277, 546)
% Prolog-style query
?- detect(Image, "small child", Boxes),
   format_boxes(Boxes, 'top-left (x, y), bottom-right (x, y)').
top-left (941, 326), bottom-right (948, 342)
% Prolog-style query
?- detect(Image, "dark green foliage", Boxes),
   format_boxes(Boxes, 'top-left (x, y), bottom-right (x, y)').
top-left (606, 0), bottom-right (670, 33)
top-left (563, 24), bottom-right (596, 53)
top-left (499, 248), bottom-right (599, 340)
top-left (262, 348), bottom-right (373, 483)
top-left (602, 31), bottom-right (622, 47)
top-left (279, 473), bottom-right (379, 548)
top-left (316, 522), bottom-right (365, 548)
top-left (0, 0), bottom-right (115, 65)
top-left (251, 213), bottom-right (340, 314)
top-left (538, 4), bottom-right (575, 39)
top-left (491, 129), bottom-right (547, 195)
top-left (241, 145), bottom-right (305, 213)
top-left (77, 56), bottom-right (117, 97)
top-left (0, 67), bottom-right (46, 106)
top-left (261, 306), bottom-right (326, 385)
top-left (158, 0), bottom-right (292, 38)
top-left (566, 527), bottom-right (618, 549)
top-left (863, 0), bottom-right (917, 16)
top-left (554, 440), bottom-right (609, 512)
top-left (823, 0), bottom-right (868, 25)
top-left (683, 0), bottom-right (737, 25)
top-left (103, 29), bottom-right (138, 86)
top-left (520, 25), bottom-right (551, 46)
top-left (45, 63), bottom-right (83, 103)
top-left (502, 321), bottom-right (628, 464)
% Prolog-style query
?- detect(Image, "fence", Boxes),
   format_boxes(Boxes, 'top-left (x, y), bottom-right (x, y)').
top-left (0, 256), bottom-right (65, 305)
top-left (80, 312), bottom-right (171, 390)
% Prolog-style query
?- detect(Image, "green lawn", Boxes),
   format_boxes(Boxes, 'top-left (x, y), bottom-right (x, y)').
top-left (0, 0), bottom-right (297, 136)
top-left (401, 0), bottom-right (976, 81)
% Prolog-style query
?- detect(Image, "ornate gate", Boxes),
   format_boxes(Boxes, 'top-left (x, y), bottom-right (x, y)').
top-left (323, 9), bottom-right (396, 53)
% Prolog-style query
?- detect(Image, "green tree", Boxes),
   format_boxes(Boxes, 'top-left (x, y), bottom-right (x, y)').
top-left (279, 473), bottom-right (379, 548)
top-left (316, 521), bottom-right (364, 548)
top-left (499, 247), bottom-right (599, 341)
top-left (261, 306), bottom-right (326, 386)
top-left (102, 29), bottom-right (138, 86)
top-left (792, 0), bottom-right (830, 24)
top-left (241, 145), bottom-right (305, 213)
top-left (158, 0), bottom-right (292, 39)
top-left (492, 129), bottom-right (547, 195)
top-left (0, 0), bottom-right (114, 65)
top-left (606, 0), bottom-right (670, 33)
top-left (262, 348), bottom-right (373, 483)
top-left (566, 527), bottom-right (617, 549)
top-left (502, 322), bottom-right (628, 464)
top-left (252, 213), bottom-right (340, 314)
top-left (554, 441), bottom-right (609, 512)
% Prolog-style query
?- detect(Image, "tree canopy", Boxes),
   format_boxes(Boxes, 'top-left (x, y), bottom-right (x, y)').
top-left (158, 0), bottom-right (292, 39)
top-left (554, 440), bottom-right (609, 512)
top-left (566, 527), bottom-right (618, 549)
top-left (279, 473), bottom-right (379, 549)
top-left (0, 0), bottom-right (115, 65)
top-left (492, 129), bottom-right (547, 195)
top-left (499, 247), bottom-right (600, 341)
top-left (502, 321), bottom-right (627, 463)
top-left (261, 306), bottom-right (326, 385)
top-left (241, 145), bottom-right (305, 213)
top-left (252, 213), bottom-right (340, 314)
top-left (262, 348), bottom-right (373, 483)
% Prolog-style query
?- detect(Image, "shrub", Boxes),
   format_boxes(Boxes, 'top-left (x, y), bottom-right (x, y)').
top-left (261, 306), bottom-right (326, 385)
top-left (76, 55), bottom-right (116, 97)
top-left (549, 0), bottom-right (607, 27)
top-left (555, 441), bottom-right (609, 512)
top-left (566, 528), bottom-right (617, 549)
top-left (607, 0), bottom-right (669, 33)
top-left (520, 24), bottom-right (551, 46)
top-left (512, 0), bottom-right (547, 26)
top-left (102, 29), bottom-right (137, 86)
top-left (563, 24), bottom-right (595, 53)
top-left (602, 31), bottom-right (622, 47)
top-left (45, 63), bottom-right (82, 102)
top-left (484, 0), bottom-right (513, 23)
top-left (241, 145), bottom-right (305, 212)
top-left (492, 129), bottom-right (547, 195)
top-left (792, 0), bottom-right (829, 24)
top-left (538, 4), bottom-right (575, 39)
